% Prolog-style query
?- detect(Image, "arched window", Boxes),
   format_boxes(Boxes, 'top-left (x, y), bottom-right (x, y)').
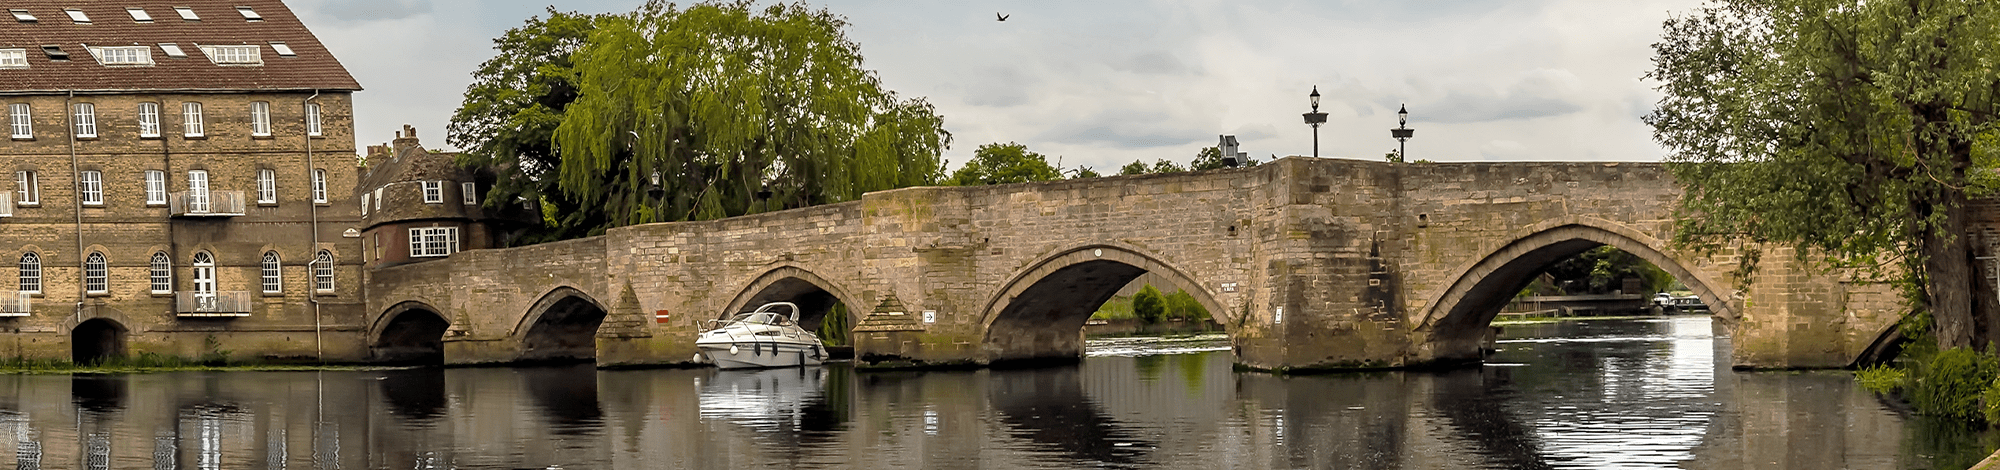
top-left (190, 251), bottom-right (217, 311)
top-left (17, 252), bottom-right (38, 294)
top-left (260, 251), bottom-right (281, 294)
top-left (149, 252), bottom-right (171, 294)
top-left (83, 252), bottom-right (106, 294)
top-left (313, 250), bottom-right (334, 293)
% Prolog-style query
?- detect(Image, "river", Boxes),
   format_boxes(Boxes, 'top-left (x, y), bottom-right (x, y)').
top-left (0, 316), bottom-right (1988, 469)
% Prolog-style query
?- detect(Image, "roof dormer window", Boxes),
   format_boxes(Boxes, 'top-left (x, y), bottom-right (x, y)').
top-left (90, 46), bottom-right (152, 66)
top-left (64, 9), bottom-right (89, 24)
top-left (173, 7), bottom-right (197, 21)
top-left (10, 10), bottom-right (37, 23)
top-left (236, 6), bottom-right (261, 21)
top-left (126, 7), bottom-right (151, 22)
top-left (269, 42), bottom-right (294, 57)
top-left (0, 49), bottom-right (26, 69)
top-left (40, 45), bottom-right (68, 61)
top-left (198, 44), bottom-right (259, 65)
top-left (158, 43), bottom-right (186, 58)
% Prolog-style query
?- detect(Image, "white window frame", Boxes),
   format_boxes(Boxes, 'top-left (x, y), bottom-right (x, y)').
top-left (182, 102), bottom-right (203, 137)
top-left (174, 7), bottom-right (198, 21)
top-left (63, 9), bottom-right (88, 24)
top-left (144, 170), bottom-right (166, 205)
top-left (312, 169), bottom-right (328, 204)
top-left (408, 227), bottom-right (460, 258)
top-left (10, 103), bottom-right (31, 139)
top-left (360, 193), bottom-right (369, 216)
top-left (199, 45), bottom-right (260, 65)
top-left (191, 252), bottom-right (216, 308)
top-left (157, 43), bottom-right (185, 58)
top-left (462, 182), bottom-right (478, 206)
top-left (89, 46), bottom-right (151, 66)
top-left (137, 103), bottom-right (160, 137)
top-left (14, 170), bottom-right (37, 206)
top-left (373, 188), bottom-right (382, 211)
top-left (269, 42), bottom-right (293, 57)
top-left (187, 170), bottom-right (210, 213)
top-left (237, 7), bottom-right (262, 21)
top-left (17, 252), bottom-right (39, 295)
top-left (127, 8), bottom-right (152, 23)
top-left (256, 169), bottom-right (276, 204)
top-left (249, 101), bottom-right (270, 136)
top-left (72, 103), bottom-right (95, 138)
top-left (149, 252), bottom-right (171, 294)
top-left (422, 181), bottom-right (443, 204)
top-left (313, 251), bottom-right (334, 293)
top-left (78, 170), bottom-right (102, 206)
top-left (304, 103), bottom-right (321, 136)
top-left (0, 49), bottom-right (26, 69)
top-left (260, 252), bottom-right (281, 294)
top-left (83, 252), bottom-right (106, 294)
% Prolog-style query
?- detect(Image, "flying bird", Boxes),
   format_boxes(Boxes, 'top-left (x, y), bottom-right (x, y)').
top-left (997, 12), bottom-right (1009, 21)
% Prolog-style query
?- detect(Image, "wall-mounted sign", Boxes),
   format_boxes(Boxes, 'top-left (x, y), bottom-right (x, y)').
top-left (1221, 282), bottom-right (1239, 293)
top-left (922, 310), bottom-right (937, 324)
top-left (1274, 307), bottom-right (1284, 324)
top-left (654, 310), bottom-right (671, 323)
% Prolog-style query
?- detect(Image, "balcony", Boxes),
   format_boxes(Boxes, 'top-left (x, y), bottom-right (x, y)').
top-left (169, 191), bottom-right (246, 217)
top-left (0, 292), bottom-right (27, 317)
top-left (174, 291), bottom-right (251, 317)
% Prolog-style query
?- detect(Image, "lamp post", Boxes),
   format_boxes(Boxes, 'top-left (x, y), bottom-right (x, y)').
top-left (1390, 104), bottom-right (1414, 162)
top-left (1301, 86), bottom-right (1328, 158)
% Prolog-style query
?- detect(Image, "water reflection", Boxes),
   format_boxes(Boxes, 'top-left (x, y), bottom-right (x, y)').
top-left (0, 317), bottom-right (1981, 468)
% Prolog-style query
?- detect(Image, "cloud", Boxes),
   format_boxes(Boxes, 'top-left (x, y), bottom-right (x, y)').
top-left (1111, 51), bottom-right (1190, 75)
top-left (1425, 69), bottom-right (1587, 123)
top-left (316, 0), bottom-right (433, 23)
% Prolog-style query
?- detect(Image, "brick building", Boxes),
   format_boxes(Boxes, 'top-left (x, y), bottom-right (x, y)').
top-left (356, 124), bottom-right (535, 270)
top-left (0, 0), bottom-right (366, 362)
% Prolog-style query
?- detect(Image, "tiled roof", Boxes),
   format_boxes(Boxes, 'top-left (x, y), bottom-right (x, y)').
top-left (0, 0), bottom-right (359, 93)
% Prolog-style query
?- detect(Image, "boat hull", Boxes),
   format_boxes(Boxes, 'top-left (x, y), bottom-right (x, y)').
top-left (696, 341), bottom-right (825, 369)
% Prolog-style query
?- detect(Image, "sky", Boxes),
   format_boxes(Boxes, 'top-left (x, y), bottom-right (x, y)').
top-left (285, 0), bottom-right (1704, 173)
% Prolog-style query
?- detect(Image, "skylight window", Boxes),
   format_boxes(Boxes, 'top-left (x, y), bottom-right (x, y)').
top-left (40, 46), bottom-right (67, 61)
top-left (10, 10), bottom-right (37, 23)
top-left (236, 6), bottom-right (261, 21)
top-left (269, 42), bottom-right (294, 57)
top-left (0, 49), bottom-right (26, 69)
top-left (173, 7), bottom-right (197, 21)
top-left (64, 9), bottom-right (89, 24)
top-left (158, 43), bottom-right (186, 58)
top-left (127, 8), bottom-right (151, 22)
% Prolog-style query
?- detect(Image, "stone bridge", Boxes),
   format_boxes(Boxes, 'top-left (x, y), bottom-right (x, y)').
top-left (363, 157), bottom-right (1904, 371)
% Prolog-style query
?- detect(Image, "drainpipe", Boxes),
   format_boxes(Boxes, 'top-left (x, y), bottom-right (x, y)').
top-left (305, 90), bottom-right (322, 361)
top-left (65, 90), bottom-right (82, 319)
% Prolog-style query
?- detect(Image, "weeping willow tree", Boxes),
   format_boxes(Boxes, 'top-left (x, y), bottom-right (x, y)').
top-left (552, 1), bottom-right (949, 227)
top-left (1648, 0), bottom-right (2000, 348)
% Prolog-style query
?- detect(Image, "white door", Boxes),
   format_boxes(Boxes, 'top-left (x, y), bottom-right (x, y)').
top-left (187, 170), bottom-right (210, 213)
top-left (191, 252), bottom-right (215, 310)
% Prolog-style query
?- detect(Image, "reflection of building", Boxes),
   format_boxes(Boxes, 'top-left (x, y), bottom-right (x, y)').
top-left (0, 0), bottom-right (365, 362)
top-left (353, 125), bottom-right (536, 269)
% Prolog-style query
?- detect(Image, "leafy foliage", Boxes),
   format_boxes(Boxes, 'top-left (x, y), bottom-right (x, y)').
top-left (947, 142), bottom-right (1061, 186)
top-left (1133, 285), bottom-right (1166, 324)
top-left (1539, 246), bottom-right (1676, 295)
top-left (1647, 0), bottom-right (2000, 347)
top-left (1117, 160), bottom-right (1150, 176)
top-left (1913, 347), bottom-right (1999, 422)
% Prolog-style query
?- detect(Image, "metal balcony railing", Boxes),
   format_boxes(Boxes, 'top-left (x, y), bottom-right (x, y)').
top-left (0, 291), bottom-right (27, 316)
top-left (174, 291), bottom-right (251, 317)
top-left (169, 190), bottom-right (246, 217)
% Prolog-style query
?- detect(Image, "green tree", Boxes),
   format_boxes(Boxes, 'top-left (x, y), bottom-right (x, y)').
top-left (1118, 160), bottom-right (1150, 176)
top-left (1068, 166), bottom-right (1102, 179)
top-left (1541, 246), bottom-right (1674, 295)
top-left (448, 8), bottom-right (610, 244)
top-left (1647, 0), bottom-right (2000, 348)
top-left (947, 142), bottom-right (1062, 186)
top-left (548, 0), bottom-right (949, 228)
top-left (1163, 289), bottom-right (1208, 321)
top-left (1191, 145), bottom-right (1259, 171)
top-left (1149, 159), bottom-right (1185, 174)
top-left (1133, 285), bottom-right (1166, 324)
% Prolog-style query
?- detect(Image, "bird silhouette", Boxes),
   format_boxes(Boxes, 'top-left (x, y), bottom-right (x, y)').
top-left (996, 12), bottom-right (1009, 21)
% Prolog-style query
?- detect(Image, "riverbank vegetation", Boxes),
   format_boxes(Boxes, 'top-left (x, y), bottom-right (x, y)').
top-left (1091, 285), bottom-right (1208, 324)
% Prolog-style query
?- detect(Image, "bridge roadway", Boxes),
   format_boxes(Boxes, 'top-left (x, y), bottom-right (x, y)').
top-left (363, 157), bottom-right (1904, 371)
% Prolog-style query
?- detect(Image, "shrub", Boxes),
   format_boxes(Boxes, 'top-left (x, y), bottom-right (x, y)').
top-left (1913, 347), bottom-right (1999, 422)
top-left (1855, 364), bottom-right (1907, 395)
top-left (1163, 289), bottom-right (1208, 321)
top-left (1092, 295), bottom-right (1135, 320)
top-left (1133, 285), bottom-right (1166, 324)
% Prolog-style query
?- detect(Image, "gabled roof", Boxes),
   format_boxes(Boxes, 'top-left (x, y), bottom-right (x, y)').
top-left (0, 0), bottom-right (359, 93)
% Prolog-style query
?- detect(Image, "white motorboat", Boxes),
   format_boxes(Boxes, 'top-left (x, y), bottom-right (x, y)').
top-left (694, 302), bottom-right (827, 369)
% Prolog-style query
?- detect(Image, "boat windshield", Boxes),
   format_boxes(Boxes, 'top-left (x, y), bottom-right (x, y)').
top-left (727, 312), bottom-right (790, 326)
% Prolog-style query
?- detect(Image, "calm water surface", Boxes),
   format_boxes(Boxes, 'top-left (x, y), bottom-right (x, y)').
top-left (0, 316), bottom-right (1990, 469)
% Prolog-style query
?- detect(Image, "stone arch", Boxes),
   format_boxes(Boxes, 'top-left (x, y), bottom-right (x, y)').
top-left (512, 286), bottom-right (609, 363)
top-left (71, 318), bottom-right (127, 364)
top-left (1413, 216), bottom-right (1734, 364)
top-left (369, 300), bottom-right (450, 364)
top-left (719, 264), bottom-right (861, 334)
top-left (978, 243), bottom-right (1227, 363)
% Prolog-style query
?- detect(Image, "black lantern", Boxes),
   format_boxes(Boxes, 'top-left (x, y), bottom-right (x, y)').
top-left (1390, 104), bottom-right (1415, 162)
top-left (1301, 86), bottom-right (1329, 158)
